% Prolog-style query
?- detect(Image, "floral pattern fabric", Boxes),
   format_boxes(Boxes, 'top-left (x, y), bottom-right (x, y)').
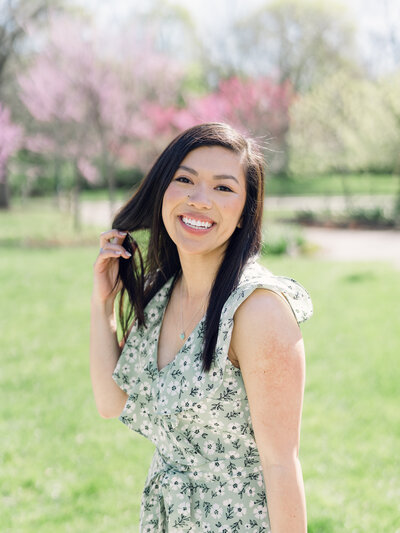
top-left (112, 259), bottom-right (313, 532)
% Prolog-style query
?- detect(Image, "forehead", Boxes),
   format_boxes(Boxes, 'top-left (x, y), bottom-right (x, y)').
top-left (178, 146), bottom-right (246, 184)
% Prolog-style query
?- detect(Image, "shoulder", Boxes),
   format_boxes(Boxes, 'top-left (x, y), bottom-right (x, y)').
top-left (230, 285), bottom-right (304, 367)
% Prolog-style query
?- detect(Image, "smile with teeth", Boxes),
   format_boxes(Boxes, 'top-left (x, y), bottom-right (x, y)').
top-left (180, 216), bottom-right (214, 229)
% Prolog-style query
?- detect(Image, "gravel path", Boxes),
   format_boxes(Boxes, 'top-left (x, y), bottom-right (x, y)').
top-left (81, 197), bottom-right (400, 270)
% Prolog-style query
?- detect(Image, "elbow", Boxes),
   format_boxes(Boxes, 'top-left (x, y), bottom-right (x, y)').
top-left (96, 402), bottom-right (121, 419)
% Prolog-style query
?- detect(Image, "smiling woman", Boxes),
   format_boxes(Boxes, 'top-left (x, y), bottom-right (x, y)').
top-left (89, 122), bottom-right (313, 532)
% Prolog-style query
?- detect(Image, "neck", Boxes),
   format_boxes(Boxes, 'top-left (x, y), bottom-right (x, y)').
top-left (177, 250), bottom-right (224, 301)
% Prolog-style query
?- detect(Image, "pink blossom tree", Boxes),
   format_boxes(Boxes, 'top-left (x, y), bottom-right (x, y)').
top-left (0, 103), bottom-right (24, 209)
top-left (147, 76), bottom-right (294, 174)
top-left (18, 13), bottom-right (184, 228)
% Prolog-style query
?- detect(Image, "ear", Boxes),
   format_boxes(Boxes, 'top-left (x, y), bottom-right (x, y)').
top-left (237, 216), bottom-right (243, 229)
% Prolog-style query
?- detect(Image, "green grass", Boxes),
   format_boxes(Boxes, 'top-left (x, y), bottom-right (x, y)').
top-left (266, 173), bottom-right (398, 196)
top-left (1, 201), bottom-right (399, 532)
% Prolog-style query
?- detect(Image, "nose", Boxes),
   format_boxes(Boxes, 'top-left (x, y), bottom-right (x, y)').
top-left (187, 184), bottom-right (212, 209)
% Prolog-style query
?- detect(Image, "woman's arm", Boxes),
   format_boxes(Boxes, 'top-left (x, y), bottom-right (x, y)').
top-left (90, 296), bottom-right (128, 419)
top-left (90, 229), bottom-right (132, 419)
top-left (231, 288), bottom-right (307, 533)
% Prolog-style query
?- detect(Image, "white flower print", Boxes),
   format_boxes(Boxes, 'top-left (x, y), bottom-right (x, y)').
top-left (110, 262), bottom-right (313, 532)
top-left (227, 478), bottom-right (244, 494)
top-left (139, 340), bottom-right (147, 352)
top-left (234, 501), bottom-right (248, 516)
top-left (177, 501), bottom-right (190, 515)
top-left (245, 485), bottom-right (257, 498)
top-left (253, 504), bottom-right (268, 520)
top-left (179, 354), bottom-right (191, 371)
top-left (139, 382), bottom-right (151, 395)
top-left (148, 308), bottom-right (158, 323)
top-left (166, 380), bottom-right (180, 396)
top-left (210, 460), bottom-right (224, 473)
top-left (213, 484), bottom-right (226, 497)
top-left (210, 503), bottom-right (223, 519)
top-left (203, 440), bottom-right (217, 455)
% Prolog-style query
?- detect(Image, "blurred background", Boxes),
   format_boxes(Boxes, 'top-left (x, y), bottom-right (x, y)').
top-left (1, 0), bottom-right (399, 532)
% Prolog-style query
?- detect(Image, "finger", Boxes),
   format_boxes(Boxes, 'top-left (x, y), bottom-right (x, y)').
top-left (100, 229), bottom-right (128, 247)
top-left (102, 243), bottom-right (132, 257)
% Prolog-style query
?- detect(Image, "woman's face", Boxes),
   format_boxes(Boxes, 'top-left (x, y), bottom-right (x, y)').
top-left (161, 145), bottom-right (247, 258)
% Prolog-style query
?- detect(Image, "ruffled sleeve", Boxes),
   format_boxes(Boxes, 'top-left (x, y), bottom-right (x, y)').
top-left (221, 261), bottom-right (313, 326)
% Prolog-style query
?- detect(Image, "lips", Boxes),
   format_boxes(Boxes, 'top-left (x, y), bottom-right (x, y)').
top-left (178, 216), bottom-right (215, 233)
top-left (179, 213), bottom-right (215, 224)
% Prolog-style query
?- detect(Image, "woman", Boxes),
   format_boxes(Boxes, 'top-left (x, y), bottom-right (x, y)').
top-left (90, 122), bottom-right (313, 532)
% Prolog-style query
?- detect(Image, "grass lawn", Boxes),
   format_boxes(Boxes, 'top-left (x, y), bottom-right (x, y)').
top-left (266, 173), bottom-right (398, 196)
top-left (1, 205), bottom-right (399, 532)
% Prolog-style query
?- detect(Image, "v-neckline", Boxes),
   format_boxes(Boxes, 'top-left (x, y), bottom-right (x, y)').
top-left (154, 277), bottom-right (206, 375)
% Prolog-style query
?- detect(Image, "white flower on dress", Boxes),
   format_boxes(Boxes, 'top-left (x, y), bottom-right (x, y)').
top-left (177, 501), bottom-right (190, 515)
top-left (209, 369), bottom-right (221, 383)
top-left (214, 484), bottom-right (226, 497)
top-left (131, 336), bottom-right (139, 347)
top-left (245, 485), bottom-right (257, 498)
top-left (210, 460), bottom-right (224, 473)
top-left (179, 354), bottom-right (191, 370)
top-left (227, 478), bottom-right (243, 493)
top-left (139, 340), bottom-right (147, 352)
top-left (233, 502), bottom-right (248, 516)
top-left (139, 382), bottom-right (151, 395)
top-left (210, 503), bottom-right (223, 519)
top-left (203, 440), bottom-right (217, 455)
top-left (167, 381), bottom-right (180, 396)
top-left (234, 466), bottom-right (246, 478)
top-left (227, 422), bottom-right (240, 433)
top-left (148, 308), bottom-right (158, 323)
top-left (228, 450), bottom-right (241, 460)
top-left (253, 504), bottom-right (268, 520)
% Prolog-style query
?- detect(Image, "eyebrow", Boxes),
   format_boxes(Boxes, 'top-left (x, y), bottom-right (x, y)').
top-left (177, 165), bottom-right (240, 185)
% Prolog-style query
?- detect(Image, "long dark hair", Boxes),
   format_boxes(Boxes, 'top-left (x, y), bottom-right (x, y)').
top-left (112, 122), bottom-right (265, 373)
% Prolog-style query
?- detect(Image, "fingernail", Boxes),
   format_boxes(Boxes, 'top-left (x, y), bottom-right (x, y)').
top-left (118, 231), bottom-right (127, 236)
top-left (125, 252), bottom-right (132, 257)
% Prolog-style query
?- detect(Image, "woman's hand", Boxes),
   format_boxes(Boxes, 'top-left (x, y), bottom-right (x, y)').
top-left (92, 229), bottom-right (134, 305)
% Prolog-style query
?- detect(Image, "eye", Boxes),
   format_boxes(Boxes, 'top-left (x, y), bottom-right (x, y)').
top-left (174, 177), bottom-right (233, 192)
top-left (216, 185), bottom-right (233, 192)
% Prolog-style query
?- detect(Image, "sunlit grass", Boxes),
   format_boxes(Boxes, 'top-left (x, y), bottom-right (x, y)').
top-left (1, 247), bottom-right (399, 532)
top-left (1, 197), bottom-right (399, 532)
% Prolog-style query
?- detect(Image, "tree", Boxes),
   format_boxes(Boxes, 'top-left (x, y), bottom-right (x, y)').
top-left (288, 71), bottom-right (398, 209)
top-left (230, 0), bottom-right (359, 174)
top-left (0, 0), bottom-right (66, 95)
top-left (17, 13), bottom-right (184, 228)
top-left (169, 76), bottom-right (293, 174)
top-left (0, 102), bottom-right (23, 208)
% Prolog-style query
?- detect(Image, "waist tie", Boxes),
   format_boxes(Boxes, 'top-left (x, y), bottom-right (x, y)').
top-left (142, 449), bottom-right (265, 532)
top-left (145, 454), bottom-right (195, 532)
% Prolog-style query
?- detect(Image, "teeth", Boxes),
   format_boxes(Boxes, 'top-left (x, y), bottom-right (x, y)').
top-left (182, 216), bottom-right (212, 229)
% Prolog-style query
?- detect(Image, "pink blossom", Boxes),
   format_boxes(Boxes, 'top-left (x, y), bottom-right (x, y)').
top-left (0, 103), bottom-right (23, 182)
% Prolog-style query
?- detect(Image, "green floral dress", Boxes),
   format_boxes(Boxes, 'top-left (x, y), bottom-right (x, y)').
top-left (112, 259), bottom-right (313, 532)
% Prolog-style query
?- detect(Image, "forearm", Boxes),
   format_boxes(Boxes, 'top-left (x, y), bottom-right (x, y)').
top-left (263, 458), bottom-right (307, 533)
top-left (90, 295), bottom-right (128, 418)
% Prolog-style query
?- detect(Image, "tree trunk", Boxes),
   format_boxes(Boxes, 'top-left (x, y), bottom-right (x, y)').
top-left (71, 163), bottom-right (82, 232)
top-left (0, 166), bottom-right (10, 209)
top-left (339, 173), bottom-right (353, 213)
top-left (108, 165), bottom-right (116, 223)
